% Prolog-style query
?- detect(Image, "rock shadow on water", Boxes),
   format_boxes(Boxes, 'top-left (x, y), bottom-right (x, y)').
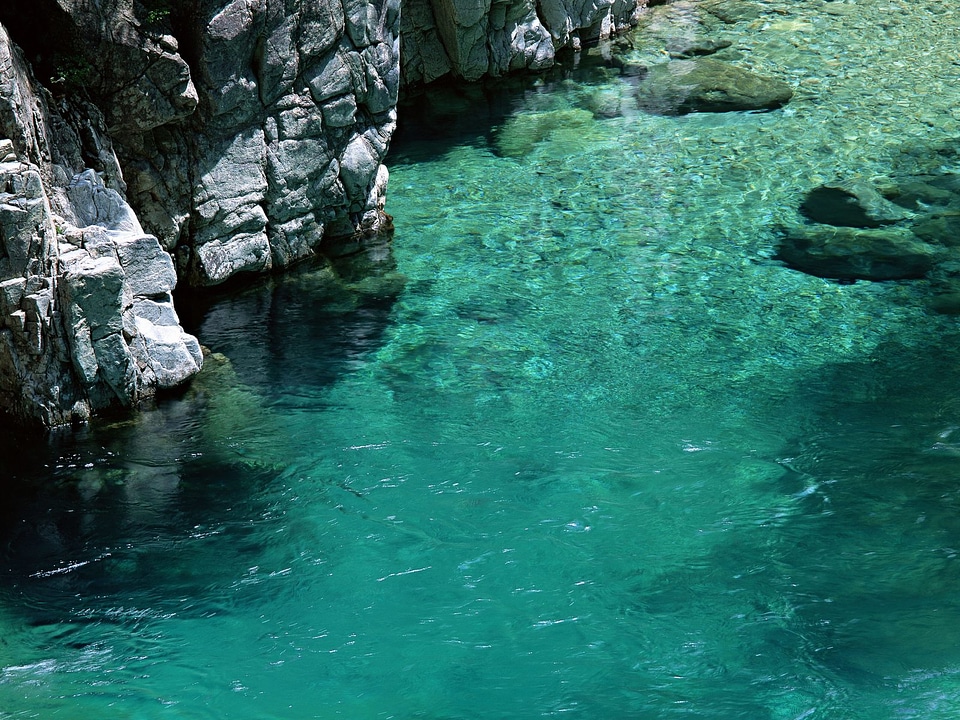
top-left (0, 237), bottom-right (407, 651)
top-left (0, 408), bottom-right (282, 633)
top-left (393, 46), bottom-right (639, 162)
top-left (625, 337), bottom-right (960, 703)
top-left (179, 234), bottom-right (406, 401)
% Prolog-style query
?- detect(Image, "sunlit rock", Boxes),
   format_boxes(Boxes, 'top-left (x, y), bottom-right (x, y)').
top-left (635, 58), bottom-right (792, 115)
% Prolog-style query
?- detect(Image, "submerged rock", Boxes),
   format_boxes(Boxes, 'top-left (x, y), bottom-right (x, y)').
top-left (776, 225), bottom-right (939, 281)
top-left (493, 108), bottom-right (595, 157)
top-left (911, 212), bottom-right (960, 247)
top-left (800, 180), bottom-right (913, 228)
top-left (635, 58), bottom-right (793, 115)
top-left (699, 0), bottom-right (761, 23)
top-left (882, 174), bottom-right (960, 211)
top-left (665, 37), bottom-right (732, 59)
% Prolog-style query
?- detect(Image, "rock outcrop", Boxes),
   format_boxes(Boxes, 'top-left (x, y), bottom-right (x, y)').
top-left (0, 0), bottom-right (651, 426)
top-left (0, 0), bottom-right (401, 289)
top-left (0, 24), bottom-right (201, 426)
top-left (400, 0), bottom-right (647, 85)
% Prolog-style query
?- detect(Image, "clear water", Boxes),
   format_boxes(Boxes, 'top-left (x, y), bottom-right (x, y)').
top-left (5, 0), bottom-right (960, 717)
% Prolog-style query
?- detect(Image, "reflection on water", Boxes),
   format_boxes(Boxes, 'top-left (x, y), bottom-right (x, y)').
top-left (5, 0), bottom-right (960, 717)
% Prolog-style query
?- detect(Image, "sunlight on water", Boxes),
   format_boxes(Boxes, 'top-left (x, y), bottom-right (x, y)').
top-left (5, 0), bottom-right (960, 717)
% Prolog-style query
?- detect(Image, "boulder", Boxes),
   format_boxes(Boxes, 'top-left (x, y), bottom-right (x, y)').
top-left (776, 225), bottom-right (939, 281)
top-left (635, 58), bottom-right (793, 115)
top-left (800, 180), bottom-right (913, 228)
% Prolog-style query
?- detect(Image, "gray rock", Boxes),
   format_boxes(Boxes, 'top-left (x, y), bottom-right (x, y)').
top-left (636, 58), bottom-right (793, 115)
top-left (776, 224), bottom-right (939, 281)
top-left (0, 21), bottom-right (203, 426)
top-left (401, 0), bottom-right (648, 85)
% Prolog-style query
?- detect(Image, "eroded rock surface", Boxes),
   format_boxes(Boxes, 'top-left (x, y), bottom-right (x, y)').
top-left (0, 23), bottom-right (201, 426)
top-left (0, 0), bottom-right (401, 289)
top-left (401, 0), bottom-right (648, 84)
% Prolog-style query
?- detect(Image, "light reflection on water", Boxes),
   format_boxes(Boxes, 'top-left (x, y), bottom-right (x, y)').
top-left (5, 1), bottom-right (960, 717)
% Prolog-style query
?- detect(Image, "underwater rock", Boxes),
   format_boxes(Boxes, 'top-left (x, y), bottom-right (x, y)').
top-left (665, 37), bottom-right (732, 59)
top-left (929, 290), bottom-right (960, 315)
top-left (699, 0), bottom-right (761, 23)
top-left (635, 58), bottom-right (792, 115)
top-left (911, 212), bottom-right (960, 247)
top-left (801, 180), bottom-right (913, 228)
top-left (493, 108), bottom-right (595, 157)
top-left (882, 175), bottom-right (960, 210)
top-left (776, 224), bottom-right (939, 281)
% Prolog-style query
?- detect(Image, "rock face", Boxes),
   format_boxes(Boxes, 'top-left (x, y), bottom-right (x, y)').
top-left (636, 58), bottom-right (793, 115)
top-left (400, 0), bottom-right (648, 84)
top-left (0, 24), bottom-right (201, 426)
top-left (0, 0), bottom-right (651, 426)
top-left (0, 0), bottom-right (401, 288)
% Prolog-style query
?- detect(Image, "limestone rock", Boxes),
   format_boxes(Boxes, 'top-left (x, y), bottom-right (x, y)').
top-left (636, 58), bottom-right (793, 115)
top-left (775, 225), bottom-right (939, 281)
top-left (0, 22), bottom-right (201, 426)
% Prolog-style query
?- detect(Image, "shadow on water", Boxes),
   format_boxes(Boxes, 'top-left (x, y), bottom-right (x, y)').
top-left (623, 333), bottom-right (960, 713)
top-left (392, 45), bottom-right (639, 164)
top-left (177, 236), bottom-right (405, 403)
top-left (0, 237), bottom-right (405, 633)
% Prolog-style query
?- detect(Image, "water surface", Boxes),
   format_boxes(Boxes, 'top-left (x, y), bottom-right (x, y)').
top-left (4, 0), bottom-right (960, 717)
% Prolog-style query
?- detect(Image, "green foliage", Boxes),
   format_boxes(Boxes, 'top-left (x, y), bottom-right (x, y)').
top-left (50, 54), bottom-right (94, 92)
top-left (145, 7), bottom-right (171, 24)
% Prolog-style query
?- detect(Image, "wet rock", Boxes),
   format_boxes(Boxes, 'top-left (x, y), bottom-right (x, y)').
top-left (911, 212), bottom-right (960, 247)
top-left (801, 180), bottom-right (913, 228)
top-left (882, 174), bottom-right (960, 211)
top-left (493, 108), bottom-right (594, 157)
top-left (776, 225), bottom-right (939, 281)
top-left (635, 58), bottom-right (793, 115)
top-left (666, 37), bottom-right (732, 59)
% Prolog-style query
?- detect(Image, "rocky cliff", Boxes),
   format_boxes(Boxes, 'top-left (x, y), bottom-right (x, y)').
top-left (0, 0), bottom-right (646, 426)
top-left (401, 0), bottom-right (645, 84)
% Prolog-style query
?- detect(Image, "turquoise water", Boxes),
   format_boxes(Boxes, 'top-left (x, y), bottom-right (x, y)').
top-left (6, 0), bottom-right (960, 717)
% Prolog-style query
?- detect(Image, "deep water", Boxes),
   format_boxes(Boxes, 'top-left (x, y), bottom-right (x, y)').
top-left (5, 1), bottom-right (960, 717)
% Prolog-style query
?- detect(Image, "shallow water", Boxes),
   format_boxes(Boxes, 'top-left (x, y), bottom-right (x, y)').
top-left (5, 0), bottom-right (960, 717)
